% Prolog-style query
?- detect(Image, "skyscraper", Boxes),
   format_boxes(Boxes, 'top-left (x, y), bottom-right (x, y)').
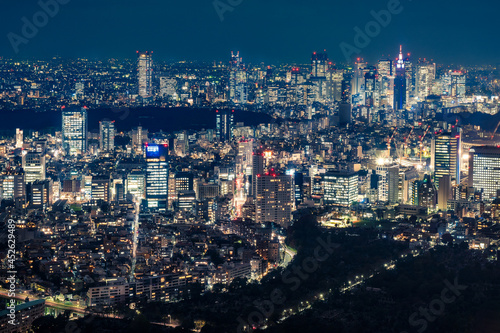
top-left (62, 106), bottom-right (88, 156)
top-left (229, 51), bottom-right (247, 104)
top-left (22, 152), bottom-right (46, 184)
top-left (469, 146), bottom-right (500, 201)
top-left (432, 130), bottom-right (461, 188)
top-left (137, 51), bottom-right (153, 98)
top-left (311, 51), bottom-right (328, 78)
top-left (145, 143), bottom-right (169, 211)
top-left (251, 151), bottom-right (265, 197)
top-left (323, 171), bottom-right (358, 207)
top-left (393, 46), bottom-right (407, 110)
top-left (255, 173), bottom-right (294, 227)
top-left (216, 109), bottom-right (234, 142)
top-left (415, 61), bottom-right (436, 99)
top-left (378, 59), bottom-right (393, 107)
top-left (99, 120), bottom-right (115, 152)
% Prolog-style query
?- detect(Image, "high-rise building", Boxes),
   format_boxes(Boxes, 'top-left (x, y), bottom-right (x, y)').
top-left (339, 103), bottom-right (352, 126)
top-left (145, 143), bottom-right (169, 211)
top-left (323, 171), bottom-right (358, 207)
top-left (229, 51), bottom-right (247, 104)
top-left (126, 169), bottom-right (146, 200)
top-left (1, 168), bottom-right (26, 207)
top-left (378, 59), bottom-right (394, 107)
top-left (216, 109), bottom-right (234, 142)
top-left (255, 173), bottom-right (294, 227)
top-left (62, 106), bottom-right (88, 156)
top-left (432, 130), bottom-right (461, 188)
top-left (415, 61), bottom-right (436, 99)
top-left (418, 175), bottom-right (437, 209)
top-left (15, 128), bottom-right (23, 148)
top-left (311, 51), bottom-right (328, 78)
top-left (137, 51), bottom-right (153, 98)
top-left (448, 70), bottom-right (466, 97)
top-left (99, 120), bottom-right (115, 152)
top-left (22, 152), bottom-right (46, 184)
top-left (91, 176), bottom-right (110, 202)
top-left (29, 180), bottom-right (52, 210)
top-left (393, 46), bottom-right (407, 110)
top-left (251, 151), bottom-right (265, 197)
top-left (438, 175), bottom-right (452, 211)
top-left (469, 146), bottom-right (500, 201)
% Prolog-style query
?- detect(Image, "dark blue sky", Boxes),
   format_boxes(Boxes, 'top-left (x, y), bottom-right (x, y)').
top-left (0, 0), bottom-right (497, 65)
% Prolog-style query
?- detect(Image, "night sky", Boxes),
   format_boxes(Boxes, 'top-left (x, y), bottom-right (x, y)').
top-left (0, 0), bottom-right (497, 65)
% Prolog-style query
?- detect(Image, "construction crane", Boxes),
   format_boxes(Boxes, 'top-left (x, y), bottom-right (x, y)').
top-left (491, 121), bottom-right (500, 140)
top-left (387, 127), bottom-right (398, 158)
top-left (403, 126), bottom-right (415, 159)
top-left (419, 125), bottom-right (431, 164)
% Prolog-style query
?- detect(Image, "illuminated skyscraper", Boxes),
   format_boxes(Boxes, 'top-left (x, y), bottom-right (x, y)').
top-left (323, 171), bottom-right (358, 207)
top-left (62, 106), bottom-right (88, 156)
top-left (99, 120), bottom-right (115, 152)
top-left (22, 152), bottom-right (46, 184)
top-left (378, 59), bottom-right (393, 107)
top-left (469, 146), bottom-right (500, 201)
top-left (415, 61), bottom-right (436, 99)
top-left (216, 109), bottom-right (234, 142)
top-left (393, 46), bottom-right (406, 110)
top-left (432, 130), bottom-right (461, 188)
top-left (255, 173), bottom-right (294, 227)
top-left (311, 51), bottom-right (328, 78)
top-left (137, 51), bottom-right (153, 98)
top-left (229, 51), bottom-right (247, 104)
top-left (145, 143), bottom-right (169, 211)
top-left (445, 70), bottom-right (466, 97)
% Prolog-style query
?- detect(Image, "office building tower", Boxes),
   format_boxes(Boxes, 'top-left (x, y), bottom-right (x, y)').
top-left (432, 130), bottom-right (461, 188)
top-left (251, 151), bottom-right (265, 196)
top-left (364, 66), bottom-right (378, 107)
top-left (448, 70), bottom-right (466, 97)
top-left (62, 106), bottom-right (88, 156)
top-left (237, 140), bottom-right (254, 176)
top-left (323, 171), bottom-right (358, 207)
top-left (29, 180), bottom-right (52, 210)
top-left (216, 109), bottom-right (234, 142)
top-left (126, 170), bottom-right (146, 200)
top-left (438, 175), bottom-right (452, 211)
top-left (22, 152), bottom-right (46, 184)
top-left (418, 175), bottom-right (437, 209)
top-left (229, 51), bottom-right (247, 104)
top-left (145, 143), bottom-right (169, 211)
top-left (311, 51), bottom-right (328, 78)
top-left (341, 79), bottom-right (352, 103)
top-left (339, 103), bottom-right (352, 126)
top-left (415, 61), bottom-right (436, 99)
top-left (1, 168), bottom-right (26, 208)
top-left (393, 46), bottom-right (407, 110)
top-left (15, 128), bottom-right (23, 148)
top-left (326, 68), bottom-right (344, 102)
top-left (99, 120), bottom-right (115, 152)
top-left (352, 60), bottom-right (368, 97)
top-left (255, 173), bottom-right (294, 227)
top-left (137, 51), bottom-right (153, 98)
top-left (175, 172), bottom-right (194, 194)
top-left (91, 176), bottom-right (110, 202)
top-left (469, 146), bottom-right (500, 201)
top-left (378, 59), bottom-right (394, 107)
